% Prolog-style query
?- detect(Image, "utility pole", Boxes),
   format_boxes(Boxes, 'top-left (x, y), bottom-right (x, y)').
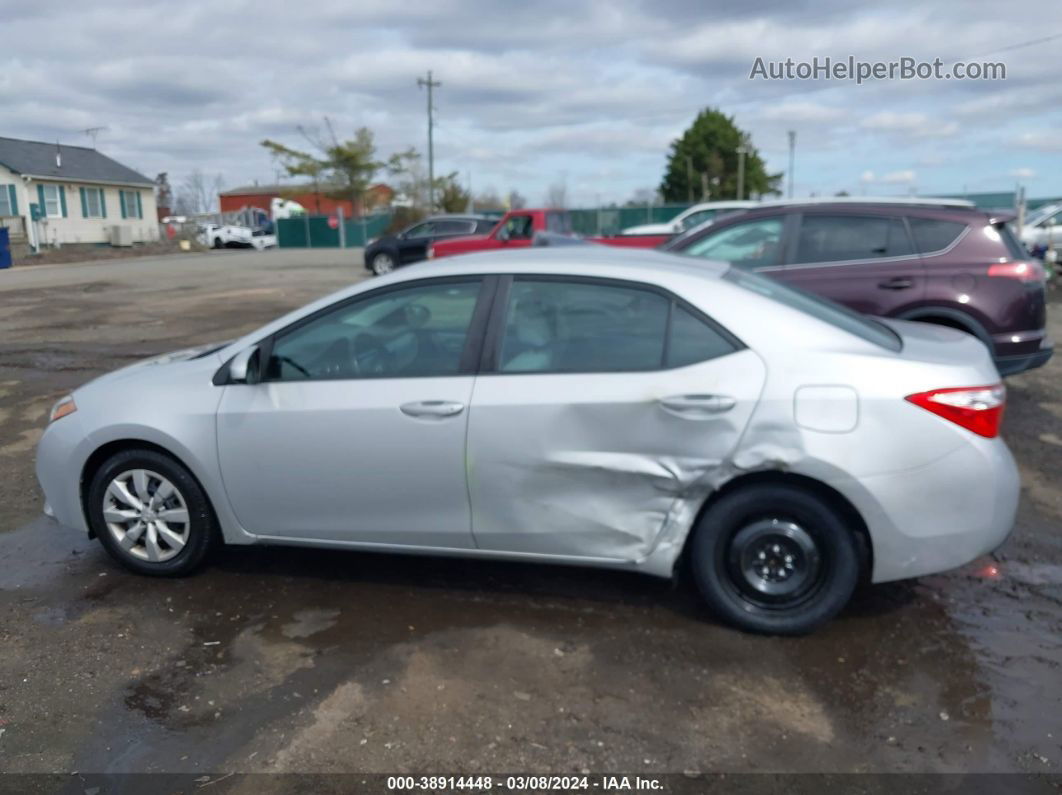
top-left (685, 155), bottom-right (694, 203)
top-left (417, 70), bottom-right (442, 211)
top-left (736, 138), bottom-right (748, 201)
top-left (787, 130), bottom-right (796, 199)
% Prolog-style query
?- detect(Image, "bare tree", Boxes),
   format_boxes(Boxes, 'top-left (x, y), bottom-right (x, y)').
top-left (507, 189), bottom-right (527, 210)
top-left (175, 169), bottom-right (224, 215)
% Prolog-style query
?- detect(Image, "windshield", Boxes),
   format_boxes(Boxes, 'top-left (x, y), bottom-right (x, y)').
top-left (1025, 203), bottom-right (1062, 227)
top-left (723, 268), bottom-right (902, 352)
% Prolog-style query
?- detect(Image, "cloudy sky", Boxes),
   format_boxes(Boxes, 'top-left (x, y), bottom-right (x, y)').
top-left (2, 0), bottom-right (1060, 207)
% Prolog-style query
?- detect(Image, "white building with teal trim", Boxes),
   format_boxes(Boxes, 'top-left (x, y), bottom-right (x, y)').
top-left (0, 135), bottom-right (158, 251)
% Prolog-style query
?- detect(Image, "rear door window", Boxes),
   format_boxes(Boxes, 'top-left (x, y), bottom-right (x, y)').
top-left (906, 217), bottom-right (967, 254)
top-left (434, 220), bottom-right (475, 235)
top-left (794, 215), bottom-right (913, 264)
top-left (495, 278), bottom-right (739, 374)
top-left (666, 305), bottom-right (739, 367)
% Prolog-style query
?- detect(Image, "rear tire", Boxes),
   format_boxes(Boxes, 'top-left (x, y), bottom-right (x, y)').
top-left (689, 484), bottom-right (860, 635)
top-left (87, 449), bottom-right (217, 577)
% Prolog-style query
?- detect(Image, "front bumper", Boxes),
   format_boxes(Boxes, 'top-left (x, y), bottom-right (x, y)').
top-left (35, 415), bottom-right (91, 535)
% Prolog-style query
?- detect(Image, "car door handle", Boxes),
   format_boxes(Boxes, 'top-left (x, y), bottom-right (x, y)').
top-left (399, 400), bottom-right (465, 418)
top-left (659, 394), bottom-right (736, 416)
top-left (878, 277), bottom-right (914, 290)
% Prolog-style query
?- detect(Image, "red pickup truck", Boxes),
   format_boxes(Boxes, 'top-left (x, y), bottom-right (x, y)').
top-left (427, 209), bottom-right (672, 259)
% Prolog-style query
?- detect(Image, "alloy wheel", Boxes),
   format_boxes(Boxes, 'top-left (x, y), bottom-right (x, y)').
top-left (372, 253), bottom-right (395, 275)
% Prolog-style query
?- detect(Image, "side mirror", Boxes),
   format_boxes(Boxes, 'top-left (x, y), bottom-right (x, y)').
top-left (228, 345), bottom-right (260, 384)
top-left (496, 227), bottom-right (510, 243)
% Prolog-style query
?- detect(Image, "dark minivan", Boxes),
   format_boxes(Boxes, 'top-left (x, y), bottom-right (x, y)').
top-left (364, 214), bottom-right (497, 276)
top-left (663, 199), bottom-right (1052, 375)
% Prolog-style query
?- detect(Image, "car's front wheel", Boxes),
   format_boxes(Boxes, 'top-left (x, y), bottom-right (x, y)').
top-left (87, 448), bottom-right (217, 576)
top-left (689, 484), bottom-right (861, 635)
top-left (370, 251), bottom-right (396, 275)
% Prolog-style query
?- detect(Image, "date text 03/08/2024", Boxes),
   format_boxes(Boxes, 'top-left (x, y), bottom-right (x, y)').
top-left (386, 775), bottom-right (665, 791)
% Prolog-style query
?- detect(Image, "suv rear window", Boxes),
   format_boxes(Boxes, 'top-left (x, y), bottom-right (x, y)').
top-left (723, 268), bottom-right (902, 352)
top-left (907, 217), bottom-right (967, 253)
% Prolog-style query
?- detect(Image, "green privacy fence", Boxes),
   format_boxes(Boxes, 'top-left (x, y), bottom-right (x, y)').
top-left (568, 204), bottom-right (689, 236)
top-left (277, 213), bottom-right (393, 248)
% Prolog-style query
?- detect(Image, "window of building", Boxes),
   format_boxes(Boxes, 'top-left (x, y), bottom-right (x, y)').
top-left (41, 185), bottom-right (63, 218)
top-left (82, 188), bottom-right (105, 218)
top-left (0, 186), bottom-right (14, 217)
top-left (120, 190), bottom-right (142, 219)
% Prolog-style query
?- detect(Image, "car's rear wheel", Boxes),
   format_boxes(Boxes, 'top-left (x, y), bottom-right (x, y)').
top-left (87, 449), bottom-right (217, 576)
top-left (689, 484), bottom-right (860, 635)
top-left (371, 251), bottom-right (395, 275)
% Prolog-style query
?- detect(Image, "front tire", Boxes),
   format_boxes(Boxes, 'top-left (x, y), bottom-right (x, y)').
top-left (689, 484), bottom-right (861, 635)
top-left (370, 251), bottom-right (396, 275)
top-left (213, 237), bottom-right (224, 249)
top-left (87, 449), bottom-right (217, 577)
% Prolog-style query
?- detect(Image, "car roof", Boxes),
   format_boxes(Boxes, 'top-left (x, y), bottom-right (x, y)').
top-left (758, 196), bottom-right (976, 209)
top-left (395, 244), bottom-right (730, 281)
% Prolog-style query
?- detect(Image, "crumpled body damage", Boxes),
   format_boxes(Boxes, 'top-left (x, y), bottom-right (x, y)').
top-left (464, 349), bottom-right (776, 569)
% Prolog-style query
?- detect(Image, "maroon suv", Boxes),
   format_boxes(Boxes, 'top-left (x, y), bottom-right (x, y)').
top-left (663, 200), bottom-right (1053, 375)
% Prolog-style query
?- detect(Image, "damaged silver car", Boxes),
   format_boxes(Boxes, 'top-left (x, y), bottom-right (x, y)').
top-left (36, 247), bottom-right (1018, 634)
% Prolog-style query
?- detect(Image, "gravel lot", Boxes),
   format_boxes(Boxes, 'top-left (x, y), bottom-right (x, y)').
top-left (0, 249), bottom-right (1060, 783)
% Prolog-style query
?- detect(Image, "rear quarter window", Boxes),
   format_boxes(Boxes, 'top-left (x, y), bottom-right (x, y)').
top-left (907, 217), bottom-right (967, 253)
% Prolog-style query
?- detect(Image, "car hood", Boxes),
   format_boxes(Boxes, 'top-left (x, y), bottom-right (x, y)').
top-left (78, 341), bottom-right (230, 391)
top-left (622, 223), bottom-right (676, 235)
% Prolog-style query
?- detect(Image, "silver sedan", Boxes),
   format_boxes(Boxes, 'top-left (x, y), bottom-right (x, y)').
top-left (35, 247), bottom-right (1018, 634)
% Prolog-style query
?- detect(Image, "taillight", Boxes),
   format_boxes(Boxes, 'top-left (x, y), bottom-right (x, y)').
top-left (426, 245), bottom-right (435, 260)
top-left (905, 384), bottom-right (1005, 438)
top-left (987, 261), bottom-right (1045, 282)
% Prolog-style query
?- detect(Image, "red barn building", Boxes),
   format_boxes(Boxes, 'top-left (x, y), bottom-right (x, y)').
top-left (218, 183), bottom-right (394, 217)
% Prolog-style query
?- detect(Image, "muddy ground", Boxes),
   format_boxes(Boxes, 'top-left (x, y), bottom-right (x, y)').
top-left (0, 250), bottom-right (1060, 783)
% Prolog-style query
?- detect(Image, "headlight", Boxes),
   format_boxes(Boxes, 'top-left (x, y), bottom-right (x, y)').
top-left (50, 395), bottom-right (77, 423)
top-left (366, 237), bottom-right (378, 246)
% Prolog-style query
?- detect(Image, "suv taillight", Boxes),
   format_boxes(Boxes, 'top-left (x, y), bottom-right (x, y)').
top-left (987, 261), bottom-right (1045, 282)
top-left (905, 384), bottom-right (1005, 438)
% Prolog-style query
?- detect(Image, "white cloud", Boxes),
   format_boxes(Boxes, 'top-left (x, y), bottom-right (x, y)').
top-left (1010, 168), bottom-right (1037, 179)
top-left (882, 170), bottom-right (917, 184)
top-left (860, 112), bottom-right (958, 139)
top-left (1014, 131), bottom-right (1062, 152)
top-left (760, 102), bottom-right (846, 124)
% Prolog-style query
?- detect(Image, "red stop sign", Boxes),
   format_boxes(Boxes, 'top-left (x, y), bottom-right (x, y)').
top-left (327, 215), bottom-right (339, 229)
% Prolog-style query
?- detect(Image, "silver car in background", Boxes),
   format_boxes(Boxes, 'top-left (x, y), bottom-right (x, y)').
top-left (36, 247), bottom-right (1018, 634)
